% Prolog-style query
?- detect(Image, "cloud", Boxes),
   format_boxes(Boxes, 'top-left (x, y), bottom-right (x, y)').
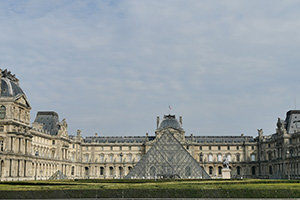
top-left (1, 0), bottom-right (300, 137)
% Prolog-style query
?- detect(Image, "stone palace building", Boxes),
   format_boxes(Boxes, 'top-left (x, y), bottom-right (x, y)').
top-left (0, 69), bottom-right (300, 181)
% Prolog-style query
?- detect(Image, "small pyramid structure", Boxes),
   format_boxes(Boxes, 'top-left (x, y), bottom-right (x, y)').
top-left (125, 131), bottom-right (210, 179)
top-left (49, 170), bottom-right (67, 180)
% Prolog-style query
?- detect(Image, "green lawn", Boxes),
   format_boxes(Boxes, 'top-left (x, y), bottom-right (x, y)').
top-left (0, 179), bottom-right (299, 191)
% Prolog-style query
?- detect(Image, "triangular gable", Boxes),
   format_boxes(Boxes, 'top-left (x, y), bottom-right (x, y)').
top-left (125, 131), bottom-right (210, 179)
top-left (14, 94), bottom-right (31, 108)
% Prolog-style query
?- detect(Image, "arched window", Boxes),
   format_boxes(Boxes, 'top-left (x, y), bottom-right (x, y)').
top-left (128, 154), bottom-right (132, 162)
top-left (208, 154), bottom-right (213, 162)
top-left (0, 138), bottom-right (4, 152)
top-left (237, 166), bottom-right (241, 175)
top-left (84, 167), bottom-right (89, 176)
top-left (71, 166), bottom-right (75, 175)
top-left (227, 154), bottom-right (231, 162)
top-left (0, 106), bottom-right (6, 119)
top-left (209, 166), bottom-right (213, 175)
top-left (236, 154), bottom-right (240, 162)
top-left (269, 166), bottom-right (273, 175)
top-left (128, 166), bottom-right (132, 171)
top-left (109, 154), bottom-right (113, 162)
top-left (119, 167), bottom-right (123, 176)
top-left (100, 154), bottom-right (104, 162)
top-left (150, 166), bottom-right (156, 177)
top-left (0, 160), bottom-right (4, 178)
top-left (268, 152), bottom-right (272, 160)
top-left (251, 154), bottom-right (256, 162)
top-left (85, 154), bottom-right (89, 162)
top-left (185, 166), bottom-right (191, 177)
top-left (217, 154), bottom-right (222, 162)
top-left (109, 167), bottom-right (114, 176)
top-left (218, 166), bottom-right (222, 175)
top-left (100, 167), bottom-right (105, 176)
top-left (251, 166), bottom-right (256, 175)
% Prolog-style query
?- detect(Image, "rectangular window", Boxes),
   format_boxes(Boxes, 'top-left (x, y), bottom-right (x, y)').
top-left (128, 146), bottom-right (131, 151)
top-left (109, 155), bottom-right (113, 162)
top-left (199, 146), bottom-right (202, 150)
top-left (85, 155), bottom-right (89, 162)
top-left (218, 146), bottom-right (221, 150)
top-left (237, 146), bottom-right (239, 150)
top-left (227, 146), bottom-right (230, 150)
top-left (252, 146), bottom-right (255, 150)
top-left (10, 137), bottom-right (13, 151)
top-left (0, 126), bottom-right (4, 132)
top-left (209, 146), bottom-right (211, 150)
top-left (100, 167), bottom-right (104, 175)
top-left (237, 154), bottom-right (240, 162)
top-left (100, 155), bottom-right (104, 162)
top-left (128, 154), bottom-right (132, 162)
top-left (52, 140), bottom-right (55, 145)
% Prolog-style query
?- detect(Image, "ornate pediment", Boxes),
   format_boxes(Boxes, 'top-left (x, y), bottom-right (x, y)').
top-left (14, 95), bottom-right (31, 108)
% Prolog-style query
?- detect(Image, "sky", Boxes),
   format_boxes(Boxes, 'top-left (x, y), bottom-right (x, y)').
top-left (1, 0), bottom-right (300, 138)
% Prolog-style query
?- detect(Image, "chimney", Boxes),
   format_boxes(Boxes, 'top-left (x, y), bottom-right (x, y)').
top-left (157, 116), bottom-right (160, 128)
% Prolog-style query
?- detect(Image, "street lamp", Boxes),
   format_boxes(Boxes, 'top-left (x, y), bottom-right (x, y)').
top-left (120, 152), bottom-right (123, 179)
top-left (286, 150), bottom-right (290, 180)
top-left (35, 151), bottom-right (39, 180)
top-left (200, 152), bottom-right (203, 179)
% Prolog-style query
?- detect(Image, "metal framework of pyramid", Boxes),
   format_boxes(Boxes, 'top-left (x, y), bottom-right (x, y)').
top-left (125, 131), bottom-right (210, 179)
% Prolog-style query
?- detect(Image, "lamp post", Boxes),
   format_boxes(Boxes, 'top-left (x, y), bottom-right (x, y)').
top-left (120, 152), bottom-right (123, 179)
top-left (35, 151), bottom-right (39, 180)
top-left (200, 152), bottom-right (203, 179)
top-left (286, 150), bottom-right (290, 180)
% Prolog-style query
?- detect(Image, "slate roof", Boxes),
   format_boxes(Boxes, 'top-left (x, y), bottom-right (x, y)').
top-left (34, 111), bottom-right (60, 135)
top-left (84, 136), bottom-right (156, 143)
top-left (186, 135), bottom-right (256, 143)
top-left (1, 78), bottom-right (24, 97)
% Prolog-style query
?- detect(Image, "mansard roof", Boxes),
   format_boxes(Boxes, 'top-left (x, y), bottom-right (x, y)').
top-left (34, 111), bottom-right (60, 135)
top-left (186, 135), bottom-right (256, 143)
top-left (84, 136), bottom-right (156, 143)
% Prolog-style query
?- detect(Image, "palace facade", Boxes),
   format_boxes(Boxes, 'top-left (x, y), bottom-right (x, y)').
top-left (0, 69), bottom-right (299, 181)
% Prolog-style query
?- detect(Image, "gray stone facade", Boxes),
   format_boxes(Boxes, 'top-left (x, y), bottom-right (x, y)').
top-left (0, 69), bottom-right (299, 181)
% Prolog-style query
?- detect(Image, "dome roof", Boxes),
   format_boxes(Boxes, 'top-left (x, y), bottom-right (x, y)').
top-left (0, 69), bottom-right (25, 97)
top-left (157, 114), bottom-right (183, 130)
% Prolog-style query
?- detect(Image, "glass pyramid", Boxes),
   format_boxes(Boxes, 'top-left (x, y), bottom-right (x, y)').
top-left (125, 131), bottom-right (210, 179)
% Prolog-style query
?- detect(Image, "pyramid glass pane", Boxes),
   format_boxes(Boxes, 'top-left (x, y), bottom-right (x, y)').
top-left (125, 131), bottom-right (210, 179)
